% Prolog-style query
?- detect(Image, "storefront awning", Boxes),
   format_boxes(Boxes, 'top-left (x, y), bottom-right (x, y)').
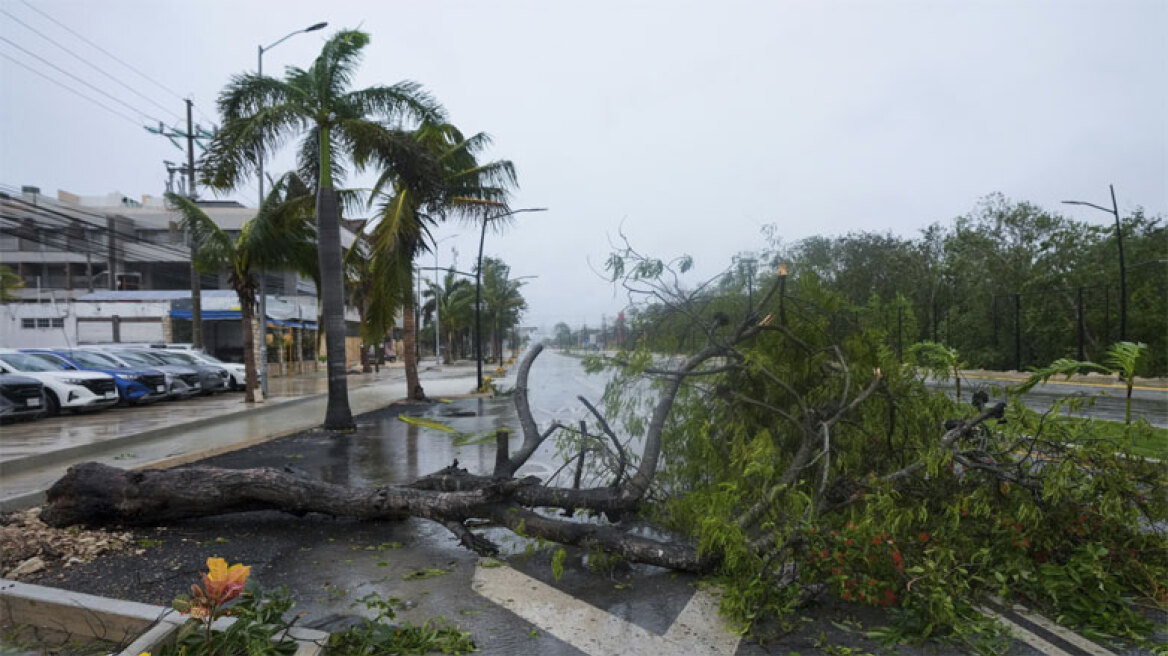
top-left (169, 310), bottom-right (316, 330)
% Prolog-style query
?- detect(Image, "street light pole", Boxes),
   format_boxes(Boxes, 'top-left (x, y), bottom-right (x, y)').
top-left (255, 21), bottom-right (327, 397)
top-left (474, 207), bottom-right (546, 390)
top-left (1062, 184), bottom-right (1126, 341)
top-left (431, 235), bottom-right (458, 365)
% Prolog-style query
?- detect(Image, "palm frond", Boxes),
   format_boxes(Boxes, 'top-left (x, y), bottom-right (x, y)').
top-left (344, 82), bottom-right (446, 126)
top-left (202, 101), bottom-right (308, 190)
top-left (312, 30), bottom-right (371, 103)
top-left (1015, 357), bottom-right (1108, 394)
top-left (165, 193), bottom-right (236, 273)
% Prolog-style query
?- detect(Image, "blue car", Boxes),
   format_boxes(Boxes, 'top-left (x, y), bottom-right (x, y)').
top-left (25, 349), bottom-right (170, 405)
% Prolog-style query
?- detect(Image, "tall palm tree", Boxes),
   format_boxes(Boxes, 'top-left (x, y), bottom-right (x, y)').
top-left (365, 122), bottom-right (516, 400)
top-left (166, 174), bottom-right (318, 403)
top-left (422, 270), bottom-right (474, 364)
top-left (202, 29), bottom-right (443, 430)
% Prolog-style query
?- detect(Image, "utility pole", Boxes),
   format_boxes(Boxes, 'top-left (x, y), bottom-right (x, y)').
top-left (146, 108), bottom-right (211, 349)
top-left (1076, 287), bottom-right (1085, 361)
top-left (1014, 293), bottom-right (1022, 371)
top-left (186, 98), bottom-right (202, 350)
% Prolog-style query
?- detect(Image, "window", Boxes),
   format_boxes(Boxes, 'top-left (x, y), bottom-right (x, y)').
top-left (21, 317), bottom-right (65, 329)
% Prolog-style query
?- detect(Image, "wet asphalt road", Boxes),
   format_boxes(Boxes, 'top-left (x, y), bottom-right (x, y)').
top-left (932, 377), bottom-right (1168, 427)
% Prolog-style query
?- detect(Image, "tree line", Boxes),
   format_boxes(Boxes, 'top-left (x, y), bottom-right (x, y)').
top-left (628, 193), bottom-right (1166, 375)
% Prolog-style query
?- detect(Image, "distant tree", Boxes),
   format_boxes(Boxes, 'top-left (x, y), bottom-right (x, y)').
top-left (479, 257), bottom-right (527, 361)
top-left (0, 265), bottom-right (24, 302)
top-left (553, 322), bottom-right (572, 349)
top-left (422, 270), bottom-right (474, 364)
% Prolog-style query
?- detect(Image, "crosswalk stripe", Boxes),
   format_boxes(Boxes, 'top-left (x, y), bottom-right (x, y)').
top-left (990, 597), bottom-right (1119, 656)
top-left (979, 604), bottom-right (1076, 656)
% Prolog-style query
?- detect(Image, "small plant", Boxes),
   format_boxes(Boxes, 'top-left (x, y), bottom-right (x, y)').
top-left (165, 558), bottom-right (298, 656)
top-left (1018, 341), bottom-right (1148, 426)
top-left (551, 548), bottom-right (567, 582)
top-left (328, 592), bottom-right (475, 655)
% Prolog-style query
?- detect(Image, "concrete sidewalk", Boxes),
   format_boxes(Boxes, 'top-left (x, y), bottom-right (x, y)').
top-left (0, 362), bottom-right (484, 511)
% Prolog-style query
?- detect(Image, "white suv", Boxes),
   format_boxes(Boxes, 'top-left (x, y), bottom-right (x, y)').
top-left (0, 349), bottom-right (119, 416)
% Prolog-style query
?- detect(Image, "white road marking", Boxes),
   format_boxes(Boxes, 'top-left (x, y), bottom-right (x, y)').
top-left (990, 597), bottom-right (1119, 656)
top-left (472, 562), bottom-right (741, 656)
top-left (979, 605), bottom-right (1076, 656)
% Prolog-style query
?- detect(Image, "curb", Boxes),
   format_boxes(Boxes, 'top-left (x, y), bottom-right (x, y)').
top-left (0, 375), bottom-right (486, 512)
top-left (0, 393), bottom-right (323, 476)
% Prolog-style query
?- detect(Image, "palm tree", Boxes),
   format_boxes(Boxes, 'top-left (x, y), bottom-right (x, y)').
top-left (365, 122), bottom-right (516, 400)
top-left (422, 270), bottom-right (474, 364)
top-left (201, 29), bottom-right (443, 430)
top-left (0, 265), bottom-right (24, 302)
top-left (166, 175), bottom-right (318, 403)
top-left (480, 257), bottom-right (527, 362)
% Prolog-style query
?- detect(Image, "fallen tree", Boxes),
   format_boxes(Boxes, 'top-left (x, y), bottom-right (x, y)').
top-left (42, 242), bottom-right (1167, 649)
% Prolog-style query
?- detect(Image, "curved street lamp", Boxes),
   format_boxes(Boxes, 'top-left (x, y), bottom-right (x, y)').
top-left (254, 21), bottom-right (327, 396)
top-left (1062, 184), bottom-right (1125, 341)
top-left (474, 207), bottom-right (546, 389)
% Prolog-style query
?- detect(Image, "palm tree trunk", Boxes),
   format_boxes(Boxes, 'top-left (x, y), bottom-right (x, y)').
top-left (238, 286), bottom-right (258, 404)
top-left (316, 184), bottom-right (355, 431)
top-left (403, 284), bottom-right (425, 400)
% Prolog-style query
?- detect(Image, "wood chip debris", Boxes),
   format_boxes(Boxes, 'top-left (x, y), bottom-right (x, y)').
top-left (1, 507), bottom-right (136, 579)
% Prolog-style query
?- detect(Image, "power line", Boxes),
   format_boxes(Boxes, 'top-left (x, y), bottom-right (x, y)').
top-left (0, 192), bottom-right (197, 261)
top-left (0, 6), bottom-right (177, 119)
top-left (0, 34), bottom-right (165, 124)
top-left (17, 0), bottom-right (187, 104)
top-left (0, 51), bottom-right (142, 127)
top-left (0, 186), bottom-right (247, 255)
top-left (0, 205), bottom-right (194, 262)
top-left (14, 0), bottom-right (218, 126)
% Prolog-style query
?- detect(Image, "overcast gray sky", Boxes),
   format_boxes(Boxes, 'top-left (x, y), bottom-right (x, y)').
top-left (2, 1), bottom-right (1164, 330)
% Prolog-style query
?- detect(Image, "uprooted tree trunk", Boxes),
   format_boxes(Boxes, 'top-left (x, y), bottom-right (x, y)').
top-left (41, 266), bottom-right (1012, 574)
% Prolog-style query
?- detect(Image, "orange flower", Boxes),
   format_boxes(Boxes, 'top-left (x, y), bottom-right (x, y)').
top-left (201, 557), bottom-right (250, 604)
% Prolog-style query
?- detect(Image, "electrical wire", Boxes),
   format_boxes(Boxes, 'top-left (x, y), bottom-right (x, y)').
top-left (0, 6), bottom-right (178, 119)
top-left (17, 0), bottom-right (186, 103)
top-left (1, 194), bottom-right (203, 261)
top-left (0, 34), bottom-right (165, 124)
top-left (0, 212), bottom-right (192, 263)
top-left (0, 51), bottom-right (143, 128)
top-left (16, 0), bottom-right (218, 126)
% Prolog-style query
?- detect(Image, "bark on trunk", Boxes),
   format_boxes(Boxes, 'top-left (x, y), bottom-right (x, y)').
top-left (316, 186), bottom-right (355, 430)
top-left (403, 288), bottom-right (425, 400)
top-left (238, 286), bottom-right (258, 403)
top-left (41, 462), bottom-right (708, 572)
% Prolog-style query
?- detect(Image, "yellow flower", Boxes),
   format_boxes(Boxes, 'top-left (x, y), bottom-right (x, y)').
top-left (202, 557), bottom-right (250, 603)
top-left (138, 652), bottom-right (151, 656)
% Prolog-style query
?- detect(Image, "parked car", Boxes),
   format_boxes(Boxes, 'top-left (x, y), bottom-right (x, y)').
top-left (0, 372), bottom-right (45, 422)
top-left (94, 348), bottom-right (202, 399)
top-left (156, 348), bottom-right (254, 391)
top-left (121, 348), bottom-right (228, 395)
top-left (25, 349), bottom-right (169, 405)
top-left (142, 349), bottom-right (231, 393)
top-left (0, 348), bottom-right (118, 416)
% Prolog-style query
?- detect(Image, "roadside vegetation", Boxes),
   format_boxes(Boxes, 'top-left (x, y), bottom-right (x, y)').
top-left (579, 239), bottom-right (1166, 652)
